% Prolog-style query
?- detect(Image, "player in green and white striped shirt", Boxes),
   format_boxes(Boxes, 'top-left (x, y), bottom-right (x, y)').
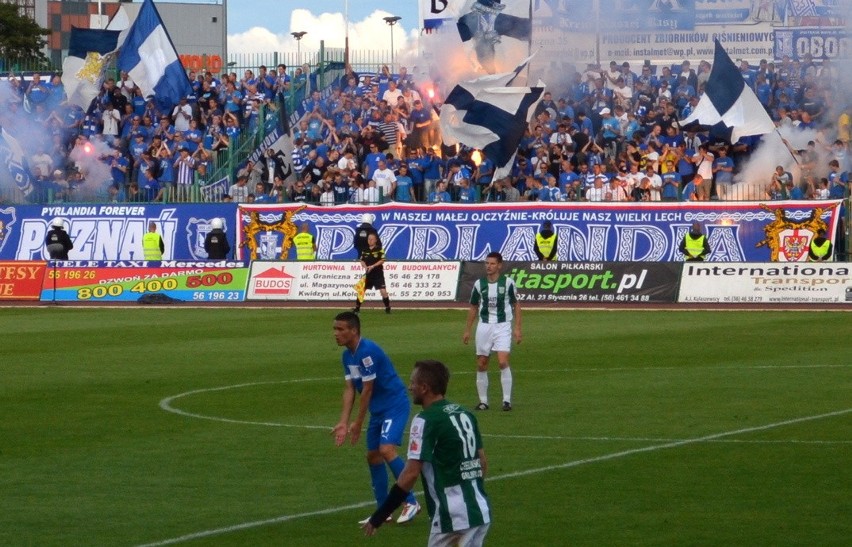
top-left (463, 252), bottom-right (522, 412)
top-left (363, 359), bottom-right (491, 546)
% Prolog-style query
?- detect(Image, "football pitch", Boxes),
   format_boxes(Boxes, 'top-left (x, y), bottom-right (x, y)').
top-left (0, 307), bottom-right (849, 546)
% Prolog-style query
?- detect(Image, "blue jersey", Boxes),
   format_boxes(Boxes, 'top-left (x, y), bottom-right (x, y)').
top-left (342, 338), bottom-right (409, 415)
top-left (394, 175), bottom-right (413, 201)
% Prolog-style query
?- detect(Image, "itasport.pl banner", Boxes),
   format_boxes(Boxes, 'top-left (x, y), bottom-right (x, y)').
top-left (678, 263), bottom-right (851, 304)
top-left (459, 261), bottom-right (681, 304)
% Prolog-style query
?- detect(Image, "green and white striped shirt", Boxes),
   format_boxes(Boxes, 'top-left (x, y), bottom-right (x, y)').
top-left (407, 399), bottom-right (491, 533)
top-left (469, 275), bottom-right (517, 324)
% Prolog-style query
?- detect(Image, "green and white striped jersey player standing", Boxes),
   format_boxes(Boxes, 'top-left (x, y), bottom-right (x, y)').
top-left (463, 252), bottom-right (522, 412)
top-left (363, 360), bottom-right (491, 546)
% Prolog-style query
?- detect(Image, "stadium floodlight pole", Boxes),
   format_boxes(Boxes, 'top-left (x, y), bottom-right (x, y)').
top-left (222, 0), bottom-right (228, 77)
top-left (383, 16), bottom-right (402, 72)
top-left (291, 31), bottom-right (307, 65)
top-left (344, 0), bottom-right (349, 68)
top-left (594, 0), bottom-right (600, 68)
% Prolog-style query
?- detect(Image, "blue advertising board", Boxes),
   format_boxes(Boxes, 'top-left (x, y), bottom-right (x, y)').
top-left (0, 203), bottom-right (238, 261)
top-left (238, 201), bottom-right (842, 263)
top-left (774, 27), bottom-right (849, 61)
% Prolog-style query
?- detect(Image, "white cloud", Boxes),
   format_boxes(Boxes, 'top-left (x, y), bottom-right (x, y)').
top-left (228, 9), bottom-right (415, 56)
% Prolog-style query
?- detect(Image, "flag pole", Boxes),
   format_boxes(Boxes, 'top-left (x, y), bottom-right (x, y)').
top-left (525, 0), bottom-right (532, 84)
top-left (776, 129), bottom-right (801, 166)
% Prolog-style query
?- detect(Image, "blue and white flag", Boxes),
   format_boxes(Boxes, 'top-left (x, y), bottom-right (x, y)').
top-left (62, 27), bottom-right (121, 109)
top-left (440, 59), bottom-right (544, 181)
top-left (117, 0), bottom-right (191, 112)
top-left (457, 0), bottom-right (532, 73)
top-left (680, 40), bottom-right (775, 143)
top-left (0, 129), bottom-right (33, 197)
top-left (199, 176), bottom-right (230, 202)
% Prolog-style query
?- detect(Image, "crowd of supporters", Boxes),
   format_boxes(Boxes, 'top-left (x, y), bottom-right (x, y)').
top-left (272, 54), bottom-right (850, 205)
top-left (0, 65), bottom-right (288, 203)
top-left (1, 52), bottom-right (850, 205)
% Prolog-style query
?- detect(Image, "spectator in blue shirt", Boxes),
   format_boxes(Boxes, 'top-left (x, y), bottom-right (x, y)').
top-left (428, 180), bottom-right (452, 203)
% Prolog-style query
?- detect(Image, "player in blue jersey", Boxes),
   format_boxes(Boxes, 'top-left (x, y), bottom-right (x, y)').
top-left (332, 312), bottom-right (421, 524)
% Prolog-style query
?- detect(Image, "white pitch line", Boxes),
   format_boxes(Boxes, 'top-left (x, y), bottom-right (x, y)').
top-left (489, 408), bottom-right (852, 482)
top-left (136, 407), bottom-right (851, 546)
top-left (159, 378), bottom-right (338, 430)
top-left (482, 433), bottom-right (852, 444)
top-left (159, 363), bottom-right (852, 431)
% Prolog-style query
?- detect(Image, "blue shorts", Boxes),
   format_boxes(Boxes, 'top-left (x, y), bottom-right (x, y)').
top-left (365, 402), bottom-right (410, 451)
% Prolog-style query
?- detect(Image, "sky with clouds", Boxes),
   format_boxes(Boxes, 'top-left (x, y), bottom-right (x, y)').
top-left (168, 0), bottom-right (420, 55)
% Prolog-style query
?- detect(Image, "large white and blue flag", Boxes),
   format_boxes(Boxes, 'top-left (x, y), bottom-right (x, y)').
top-left (0, 129), bottom-right (33, 197)
top-left (457, 0), bottom-right (532, 73)
top-left (440, 58), bottom-right (544, 181)
top-left (681, 40), bottom-right (775, 143)
top-left (62, 27), bottom-right (122, 110)
top-left (117, 0), bottom-right (191, 111)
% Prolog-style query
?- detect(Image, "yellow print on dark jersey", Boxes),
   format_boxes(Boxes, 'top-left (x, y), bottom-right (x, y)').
top-left (360, 247), bottom-right (385, 268)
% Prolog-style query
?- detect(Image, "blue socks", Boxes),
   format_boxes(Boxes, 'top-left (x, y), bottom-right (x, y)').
top-left (369, 462), bottom-right (389, 506)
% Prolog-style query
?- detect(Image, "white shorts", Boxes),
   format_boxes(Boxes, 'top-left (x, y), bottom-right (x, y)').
top-left (475, 322), bottom-right (512, 357)
top-left (428, 523), bottom-right (491, 547)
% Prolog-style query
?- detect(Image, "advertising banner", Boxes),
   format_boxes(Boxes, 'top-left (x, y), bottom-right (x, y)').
top-left (678, 262), bottom-right (851, 304)
top-left (774, 27), bottom-right (850, 61)
top-left (246, 261), bottom-right (461, 301)
top-left (238, 201), bottom-right (841, 264)
top-left (0, 261), bottom-right (46, 300)
top-left (460, 261), bottom-right (681, 304)
top-left (592, 24), bottom-right (775, 63)
top-left (0, 203), bottom-right (238, 261)
top-left (39, 261), bottom-right (249, 303)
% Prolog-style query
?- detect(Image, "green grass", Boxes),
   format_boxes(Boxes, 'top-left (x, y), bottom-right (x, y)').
top-left (0, 308), bottom-right (849, 546)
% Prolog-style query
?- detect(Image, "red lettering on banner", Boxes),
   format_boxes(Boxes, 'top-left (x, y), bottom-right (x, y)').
top-left (179, 54), bottom-right (224, 74)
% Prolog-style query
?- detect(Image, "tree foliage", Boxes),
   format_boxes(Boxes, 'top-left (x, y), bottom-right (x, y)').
top-left (0, 3), bottom-right (50, 63)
